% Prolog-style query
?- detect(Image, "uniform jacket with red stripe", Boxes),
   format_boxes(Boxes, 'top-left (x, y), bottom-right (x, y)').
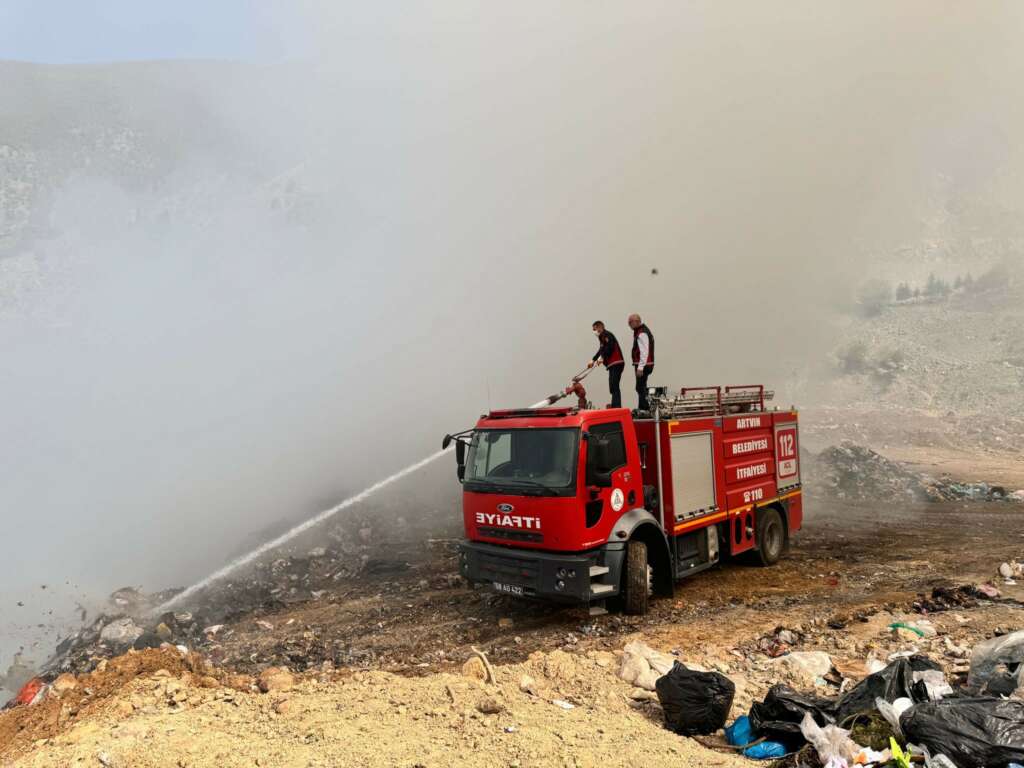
top-left (593, 331), bottom-right (625, 367)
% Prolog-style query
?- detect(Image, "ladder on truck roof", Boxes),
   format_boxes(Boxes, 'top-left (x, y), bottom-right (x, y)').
top-left (647, 384), bottom-right (774, 419)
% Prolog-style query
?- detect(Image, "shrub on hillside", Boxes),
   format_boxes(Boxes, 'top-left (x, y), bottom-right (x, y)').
top-left (856, 279), bottom-right (892, 317)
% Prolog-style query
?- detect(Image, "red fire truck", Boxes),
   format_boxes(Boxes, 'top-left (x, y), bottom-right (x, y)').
top-left (444, 384), bottom-right (801, 615)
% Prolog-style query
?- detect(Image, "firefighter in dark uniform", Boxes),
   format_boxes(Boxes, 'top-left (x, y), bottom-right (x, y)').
top-left (628, 313), bottom-right (655, 412)
top-left (586, 320), bottom-right (625, 408)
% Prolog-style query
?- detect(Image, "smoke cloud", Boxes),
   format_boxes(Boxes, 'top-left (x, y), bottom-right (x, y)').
top-left (3, 2), bottom-right (1024, 681)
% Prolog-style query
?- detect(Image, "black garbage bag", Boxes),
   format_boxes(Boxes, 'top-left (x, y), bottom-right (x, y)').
top-left (749, 684), bottom-right (837, 748)
top-left (982, 670), bottom-right (1020, 697)
top-left (655, 661), bottom-right (735, 736)
top-left (834, 655), bottom-right (940, 721)
top-left (900, 697), bottom-right (1024, 768)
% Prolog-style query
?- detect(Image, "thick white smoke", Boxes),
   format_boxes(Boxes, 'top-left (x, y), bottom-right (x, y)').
top-left (3, 1), bottom-right (1024, 685)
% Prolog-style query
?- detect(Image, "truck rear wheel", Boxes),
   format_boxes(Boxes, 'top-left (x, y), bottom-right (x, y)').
top-left (755, 507), bottom-right (785, 567)
top-left (623, 539), bottom-right (649, 615)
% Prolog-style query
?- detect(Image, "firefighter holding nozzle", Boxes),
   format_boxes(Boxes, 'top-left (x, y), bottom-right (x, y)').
top-left (587, 320), bottom-right (625, 408)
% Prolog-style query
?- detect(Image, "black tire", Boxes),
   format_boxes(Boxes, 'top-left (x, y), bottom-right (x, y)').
top-left (755, 507), bottom-right (786, 567)
top-left (623, 539), bottom-right (649, 615)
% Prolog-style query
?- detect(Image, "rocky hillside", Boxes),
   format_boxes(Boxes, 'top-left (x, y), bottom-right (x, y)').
top-left (818, 250), bottom-right (1024, 422)
top-left (0, 60), bottom-right (313, 256)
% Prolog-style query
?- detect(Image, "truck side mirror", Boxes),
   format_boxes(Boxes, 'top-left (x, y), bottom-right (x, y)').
top-left (455, 440), bottom-right (466, 482)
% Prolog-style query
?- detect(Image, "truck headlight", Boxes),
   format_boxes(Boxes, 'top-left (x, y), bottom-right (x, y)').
top-left (555, 580), bottom-right (565, 591)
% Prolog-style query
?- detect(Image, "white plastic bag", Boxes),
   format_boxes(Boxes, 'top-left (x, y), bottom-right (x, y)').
top-left (968, 630), bottom-right (1024, 691)
top-left (875, 696), bottom-right (913, 739)
top-left (913, 669), bottom-right (954, 701)
top-left (800, 712), bottom-right (861, 764)
top-left (914, 742), bottom-right (961, 768)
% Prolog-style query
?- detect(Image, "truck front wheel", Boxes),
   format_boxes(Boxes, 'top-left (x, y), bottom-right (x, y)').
top-left (623, 539), bottom-right (649, 615)
top-left (755, 507), bottom-right (785, 566)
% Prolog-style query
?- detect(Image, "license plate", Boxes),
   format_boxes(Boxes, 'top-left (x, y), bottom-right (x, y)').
top-left (492, 581), bottom-right (524, 596)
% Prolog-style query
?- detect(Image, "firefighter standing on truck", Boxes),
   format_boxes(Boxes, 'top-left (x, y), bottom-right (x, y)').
top-left (628, 313), bottom-right (655, 412)
top-left (587, 320), bottom-right (625, 408)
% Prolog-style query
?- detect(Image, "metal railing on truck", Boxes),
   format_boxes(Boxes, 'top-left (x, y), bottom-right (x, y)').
top-left (647, 384), bottom-right (775, 419)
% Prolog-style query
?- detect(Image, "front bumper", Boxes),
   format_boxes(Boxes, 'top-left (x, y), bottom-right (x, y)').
top-left (458, 540), bottom-right (624, 603)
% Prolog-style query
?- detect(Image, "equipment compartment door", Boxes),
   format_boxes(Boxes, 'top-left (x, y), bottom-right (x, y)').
top-left (669, 431), bottom-right (717, 521)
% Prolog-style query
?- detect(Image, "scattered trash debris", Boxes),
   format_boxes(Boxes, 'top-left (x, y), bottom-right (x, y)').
top-left (888, 738), bottom-right (911, 768)
top-left (976, 583), bottom-right (1002, 599)
top-left (749, 684), bottom-right (835, 748)
top-left (912, 584), bottom-right (984, 613)
top-left (800, 711), bottom-right (860, 764)
top-left (725, 715), bottom-right (786, 759)
top-left (932, 479), bottom-right (1021, 503)
top-left (999, 561), bottom-right (1022, 581)
top-left (749, 656), bottom-right (941, 754)
top-left (777, 629), bottom-right (800, 645)
top-left (865, 658), bottom-right (887, 675)
top-left (99, 618), bottom-right (144, 647)
top-left (5, 677), bottom-right (46, 709)
top-left (874, 696), bottom-right (912, 739)
top-left (835, 656), bottom-right (940, 723)
top-left (913, 669), bottom-right (954, 701)
top-left (889, 620), bottom-right (935, 639)
top-left (856, 746), bottom-right (892, 765)
top-left (967, 629), bottom-right (1024, 695)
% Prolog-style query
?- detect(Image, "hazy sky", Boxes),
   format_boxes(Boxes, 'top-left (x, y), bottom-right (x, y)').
top-left (0, 0), bottom-right (294, 62)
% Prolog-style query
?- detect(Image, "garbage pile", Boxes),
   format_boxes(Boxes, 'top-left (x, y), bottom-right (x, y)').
top-left (627, 629), bottom-right (1024, 768)
top-left (931, 479), bottom-right (1024, 503)
top-left (40, 533), bottom-right (382, 677)
top-left (30, 486), bottom-right (464, 682)
top-left (810, 441), bottom-right (1024, 505)
top-left (810, 443), bottom-right (937, 503)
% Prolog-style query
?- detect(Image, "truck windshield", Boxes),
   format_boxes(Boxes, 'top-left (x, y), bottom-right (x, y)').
top-left (464, 428), bottom-right (579, 496)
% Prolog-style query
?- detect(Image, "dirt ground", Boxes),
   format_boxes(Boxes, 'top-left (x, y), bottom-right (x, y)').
top-left (3, 447), bottom-right (1023, 767)
top-left (174, 493), bottom-right (1024, 680)
top-left (3, 647), bottom-right (755, 768)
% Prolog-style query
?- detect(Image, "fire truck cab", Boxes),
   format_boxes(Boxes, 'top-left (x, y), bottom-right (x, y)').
top-left (446, 385), bottom-right (802, 615)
